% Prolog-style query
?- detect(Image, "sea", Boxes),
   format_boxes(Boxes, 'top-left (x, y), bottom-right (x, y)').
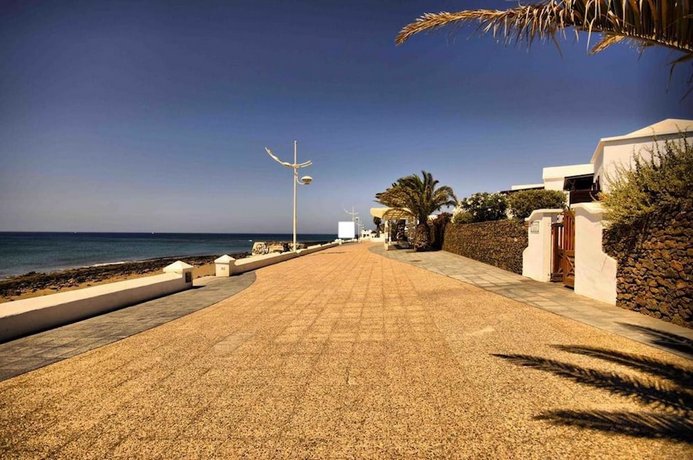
top-left (0, 232), bottom-right (337, 279)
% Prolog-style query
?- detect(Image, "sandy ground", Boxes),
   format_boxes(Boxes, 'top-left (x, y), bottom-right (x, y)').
top-left (0, 243), bottom-right (690, 458)
top-left (0, 263), bottom-right (215, 303)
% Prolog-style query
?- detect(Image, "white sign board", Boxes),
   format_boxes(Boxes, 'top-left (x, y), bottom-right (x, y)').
top-left (530, 220), bottom-right (540, 234)
top-left (338, 221), bottom-right (355, 239)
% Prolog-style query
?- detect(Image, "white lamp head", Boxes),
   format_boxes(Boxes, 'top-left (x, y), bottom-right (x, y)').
top-left (300, 175), bottom-right (313, 185)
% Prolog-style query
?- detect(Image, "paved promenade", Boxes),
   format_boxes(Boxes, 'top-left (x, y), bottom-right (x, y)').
top-left (373, 246), bottom-right (693, 360)
top-left (1, 243), bottom-right (690, 458)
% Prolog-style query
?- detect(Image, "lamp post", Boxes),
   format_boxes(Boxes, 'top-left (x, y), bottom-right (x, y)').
top-left (264, 141), bottom-right (313, 252)
top-left (344, 207), bottom-right (359, 240)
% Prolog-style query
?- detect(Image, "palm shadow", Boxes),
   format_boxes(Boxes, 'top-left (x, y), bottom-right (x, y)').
top-left (536, 410), bottom-right (693, 443)
top-left (552, 345), bottom-right (693, 388)
top-left (617, 323), bottom-right (693, 358)
top-left (494, 346), bottom-right (693, 443)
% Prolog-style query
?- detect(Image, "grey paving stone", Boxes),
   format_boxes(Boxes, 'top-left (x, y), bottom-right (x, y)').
top-left (0, 272), bottom-right (256, 382)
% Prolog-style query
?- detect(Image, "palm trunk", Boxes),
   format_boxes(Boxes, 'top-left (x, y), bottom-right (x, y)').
top-left (413, 222), bottom-right (432, 251)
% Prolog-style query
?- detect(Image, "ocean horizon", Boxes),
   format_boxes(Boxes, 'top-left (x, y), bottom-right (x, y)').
top-left (0, 232), bottom-right (337, 278)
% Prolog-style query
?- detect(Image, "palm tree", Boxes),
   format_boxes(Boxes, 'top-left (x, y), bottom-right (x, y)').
top-left (373, 216), bottom-right (383, 236)
top-left (396, 1), bottom-right (692, 63)
top-left (375, 171), bottom-right (457, 251)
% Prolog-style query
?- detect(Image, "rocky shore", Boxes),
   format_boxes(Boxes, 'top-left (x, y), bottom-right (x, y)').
top-left (0, 240), bottom-right (331, 303)
top-left (0, 253), bottom-right (249, 303)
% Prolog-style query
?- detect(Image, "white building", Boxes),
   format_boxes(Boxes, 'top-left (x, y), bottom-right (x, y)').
top-left (513, 119), bottom-right (693, 198)
top-left (519, 119), bottom-right (692, 305)
top-left (591, 118), bottom-right (692, 193)
top-left (510, 163), bottom-right (595, 206)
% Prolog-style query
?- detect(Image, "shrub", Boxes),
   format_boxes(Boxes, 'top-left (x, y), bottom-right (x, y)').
top-left (601, 134), bottom-right (692, 228)
top-left (458, 192), bottom-right (508, 222)
top-left (451, 207), bottom-right (474, 224)
top-left (452, 209), bottom-right (473, 224)
top-left (507, 189), bottom-right (566, 220)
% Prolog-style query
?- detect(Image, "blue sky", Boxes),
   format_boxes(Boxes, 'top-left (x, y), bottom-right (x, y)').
top-left (1, 0), bottom-right (691, 233)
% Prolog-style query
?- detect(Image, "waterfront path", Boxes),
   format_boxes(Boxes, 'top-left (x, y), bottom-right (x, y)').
top-left (1, 243), bottom-right (691, 458)
top-left (0, 273), bottom-right (256, 382)
top-left (373, 246), bottom-right (693, 360)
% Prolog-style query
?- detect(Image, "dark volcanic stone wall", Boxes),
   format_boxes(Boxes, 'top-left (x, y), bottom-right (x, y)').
top-left (604, 205), bottom-right (692, 328)
top-left (443, 220), bottom-right (528, 274)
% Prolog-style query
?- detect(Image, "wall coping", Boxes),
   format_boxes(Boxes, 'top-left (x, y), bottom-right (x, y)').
top-left (572, 202), bottom-right (606, 216)
top-left (163, 261), bottom-right (193, 273)
top-left (526, 208), bottom-right (564, 222)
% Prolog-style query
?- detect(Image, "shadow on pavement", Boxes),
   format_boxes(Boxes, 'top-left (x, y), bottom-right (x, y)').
top-left (617, 323), bottom-right (693, 358)
top-left (535, 410), bottom-right (692, 443)
top-left (493, 345), bottom-right (693, 443)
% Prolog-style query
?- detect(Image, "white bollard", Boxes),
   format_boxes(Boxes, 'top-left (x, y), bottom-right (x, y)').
top-left (214, 255), bottom-right (236, 277)
top-left (163, 260), bottom-right (194, 284)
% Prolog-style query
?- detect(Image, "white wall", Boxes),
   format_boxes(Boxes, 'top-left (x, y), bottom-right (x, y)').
top-left (542, 164), bottom-right (594, 191)
top-left (216, 242), bottom-right (341, 276)
top-left (543, 178), bottom-right (566, 191)
top-left (594, 137), bottom-right (680, 193)
top-left (0, 271), bottom-right (192, 342)
top-left (522, 209), bottom-right (563, 282)
top-left (573, 203), bottom-right (617, 304)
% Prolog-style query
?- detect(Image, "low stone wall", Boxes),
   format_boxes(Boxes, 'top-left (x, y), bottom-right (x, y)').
top-left (0, 268), bottom-right (192, 343)
top-left (215, 242), bottom-right (342, 276)
top-left (604, 205), bottom-right (692, 328)
top-left (443, 220), bottom-right (528, 274)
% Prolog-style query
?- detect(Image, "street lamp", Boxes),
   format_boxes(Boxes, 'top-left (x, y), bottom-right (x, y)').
top-left (264, 140), bottom-right (313, 252)
top-left (344, 206), bottom-right (359, 240)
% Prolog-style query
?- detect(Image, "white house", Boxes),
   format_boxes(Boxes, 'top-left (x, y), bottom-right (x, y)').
top-left (542, 163), bottom-right (594, 192)
top-left (519, 119), bottom-right (692, 305)
top-left (510, 163), bottom-right (595, 206)
top-left (592, 118), bottom-right (693, 193)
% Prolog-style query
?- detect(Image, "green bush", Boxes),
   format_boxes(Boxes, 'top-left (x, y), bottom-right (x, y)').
top-left (458, 192), bottom-right (507, 222)
top-left (601, 134), bottom-right (692, 227)
top-left (451, 208), bottom-right (474, 224)
top-left (507, 189), bottom-right (566, 220)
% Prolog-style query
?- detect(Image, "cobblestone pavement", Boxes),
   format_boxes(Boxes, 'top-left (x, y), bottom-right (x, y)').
top-left (1, 243), bottom-right (690, 458)
top-left (373, 245), bottom-right (693, 360)
top-left (0, 273), bottom-right (255, 382)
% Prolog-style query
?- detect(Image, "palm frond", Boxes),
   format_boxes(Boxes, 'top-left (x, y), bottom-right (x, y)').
top-left (590, 33), bottom-right (627, 53)
top-left (375, 170), bottom-right (457, 224)
top-left (396, 1), bottom-right (693, 58)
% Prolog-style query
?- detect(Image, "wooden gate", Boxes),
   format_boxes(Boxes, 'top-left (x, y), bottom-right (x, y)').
top-left (551, 210), bottom-right (575, 288)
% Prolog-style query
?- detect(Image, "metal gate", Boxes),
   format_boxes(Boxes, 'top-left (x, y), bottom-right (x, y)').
top-left (551, 210), bottom-right (575, 288)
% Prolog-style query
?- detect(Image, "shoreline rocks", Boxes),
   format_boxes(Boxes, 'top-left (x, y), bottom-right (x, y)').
top-left (1, 240), bottom-right (331, 301)
top-left (0, 253), bottom-right (249, 300)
